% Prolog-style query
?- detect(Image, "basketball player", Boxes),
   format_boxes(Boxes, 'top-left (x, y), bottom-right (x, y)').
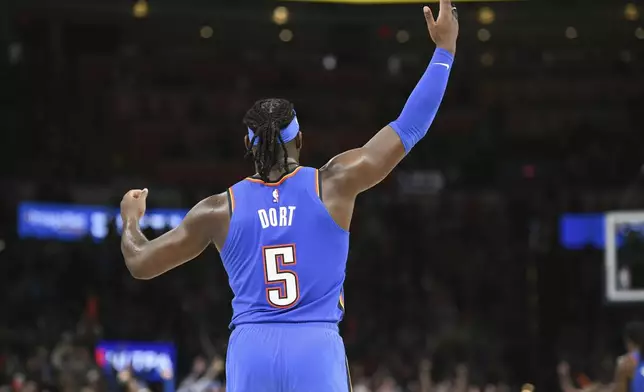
top-left (120, 2), bottom-right (458, 390)
top-left (615, 322), bottom-right (644, 392)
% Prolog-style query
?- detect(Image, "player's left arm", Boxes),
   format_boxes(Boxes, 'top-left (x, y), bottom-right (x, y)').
top-left (321, 1), bottom-right (457, 196)
top-left (613, 355), bottom-right (635, 392)
top-left (120, 189), bottom-right (229, 280)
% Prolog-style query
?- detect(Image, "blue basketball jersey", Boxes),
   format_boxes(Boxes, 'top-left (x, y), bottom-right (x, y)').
top-left (632, 352), bottom-right (644, 392)
top-left (220, 166), bottom-right (350, 329)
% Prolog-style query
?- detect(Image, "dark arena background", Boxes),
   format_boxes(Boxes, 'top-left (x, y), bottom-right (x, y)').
top-left (1, 0), bottom-right (644, 391)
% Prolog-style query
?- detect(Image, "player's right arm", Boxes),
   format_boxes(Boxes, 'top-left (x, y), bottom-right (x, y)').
top-left (120, 189), bottom-right (229, 280)
top-left (321, 0), bottom-right (458, 199)
top-left (613, 355), bottom-right (635, 392)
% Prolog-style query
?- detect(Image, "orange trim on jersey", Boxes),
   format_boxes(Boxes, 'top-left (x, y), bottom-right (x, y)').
top-left (315, 169), bottom-right (321, 197)
top-left (346, 356), bottom-right (353, 392)
top-left (228, 187), bottom-right (236, 212)
top-left (245, 166), bottom-right (303, 186)
top-left (339, 293), bottom-right (345, 310)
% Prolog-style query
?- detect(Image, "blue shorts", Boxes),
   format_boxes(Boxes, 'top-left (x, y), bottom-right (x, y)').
top-left (226, 322), bottom-right (351, 392)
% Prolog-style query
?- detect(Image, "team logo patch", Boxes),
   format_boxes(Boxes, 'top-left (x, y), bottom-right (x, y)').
top-left (272, 189), bottom-right (279, 203)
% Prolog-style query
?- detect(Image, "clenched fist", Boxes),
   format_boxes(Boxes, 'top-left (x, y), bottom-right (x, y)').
top-left (120, 188), bottom-right (148, 222)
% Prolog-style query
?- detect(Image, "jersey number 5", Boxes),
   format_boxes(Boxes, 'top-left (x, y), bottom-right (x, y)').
top-left (263, 245), bottom-right (300, 308)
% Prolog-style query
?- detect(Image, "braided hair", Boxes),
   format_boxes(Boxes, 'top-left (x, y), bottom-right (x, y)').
top-left (243, 98), bottom-right (296, 182)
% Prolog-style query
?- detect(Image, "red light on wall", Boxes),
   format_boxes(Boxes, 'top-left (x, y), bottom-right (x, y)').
top-left (522, 164), bottom-right (536, 179)
top-left (378, 25), bottom-right (392, 39)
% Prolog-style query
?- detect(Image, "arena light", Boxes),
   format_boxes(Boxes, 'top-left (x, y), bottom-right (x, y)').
top-left (388, 55), bottom-right (401, 75)
top-left (636, 27), bottom-right (644, 40)
top-left (625, 3), bottom-right (639, 21)
top-left (477, 7), bottom-right (495, 24)
top-left (200, 26), bottom-right (214, 39)
top-left (322, 54), bottom-right (337, 70)
top-left (396, 30), bottom-right (410, 43)
top-left (565, 26), bottom-right (578, 39)
top-left (273, 6), bottom-right (290, 25)
top-left (620, 50), bottom-right (632, 63)
top-left (282, 0), bottom-right (521, 3)
top-left (480, 52), bottom-right (494, 66)
top-left (477, 28), bottom-right (491, 42)
top-left (132, 0), bottom-right (149, 18)
top-left (8, 42), bottom-right (22, 65)
top-left (521, 384), bottom-right (535, 392)
top-left (279, 29), bottom-right (294, 42)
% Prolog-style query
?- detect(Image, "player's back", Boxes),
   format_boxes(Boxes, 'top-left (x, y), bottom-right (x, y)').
top-left (220, 166), bottom-right (349, 329)
top-left (632, 352), bottom-right (644, 392)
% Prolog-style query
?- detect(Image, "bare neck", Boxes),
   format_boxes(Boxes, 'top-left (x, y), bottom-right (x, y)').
top-left (255, 158), bottom-right (300, 182)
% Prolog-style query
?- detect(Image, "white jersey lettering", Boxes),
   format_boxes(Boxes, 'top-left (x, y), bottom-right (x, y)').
top-left (257, 206), bottom-right (296, 229)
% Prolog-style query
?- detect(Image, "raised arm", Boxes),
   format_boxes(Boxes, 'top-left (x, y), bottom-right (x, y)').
top-left (614, 355), bottom-right (635, 392)
top-left (120, 189), bottom-right (229, 280)
top-left (321, 1), bottom-right (458, 196)
top-left (557, 362), bottom-right (581, 392)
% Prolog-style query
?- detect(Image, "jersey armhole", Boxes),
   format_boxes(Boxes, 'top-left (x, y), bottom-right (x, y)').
top-left (315, 169), bottom-right (323, 201)
top-left (226, 187), bottom-right (235, 217)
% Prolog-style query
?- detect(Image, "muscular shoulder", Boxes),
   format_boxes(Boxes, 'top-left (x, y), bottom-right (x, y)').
top-left (320, 149), bottom-right (363, 177)
top-left (319, 149), bottom-right (364, 194)
top-left (189, 193), bottom-right (229, 226)
top-left (197, 192), bottom-right (229, 214)
top-left (190, 192), bottom-right (230, 250)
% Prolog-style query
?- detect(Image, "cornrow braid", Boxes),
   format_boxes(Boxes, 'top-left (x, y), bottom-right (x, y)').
top-left (243, 99), bottom-right (296, 182)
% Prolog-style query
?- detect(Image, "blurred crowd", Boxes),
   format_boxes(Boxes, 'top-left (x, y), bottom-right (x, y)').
top-left (0, 199), bottom-right (521, 391)
top-left (0, 194), bottom-right (637, 391)
top-left (2, 1), bottom-right (644, 391)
